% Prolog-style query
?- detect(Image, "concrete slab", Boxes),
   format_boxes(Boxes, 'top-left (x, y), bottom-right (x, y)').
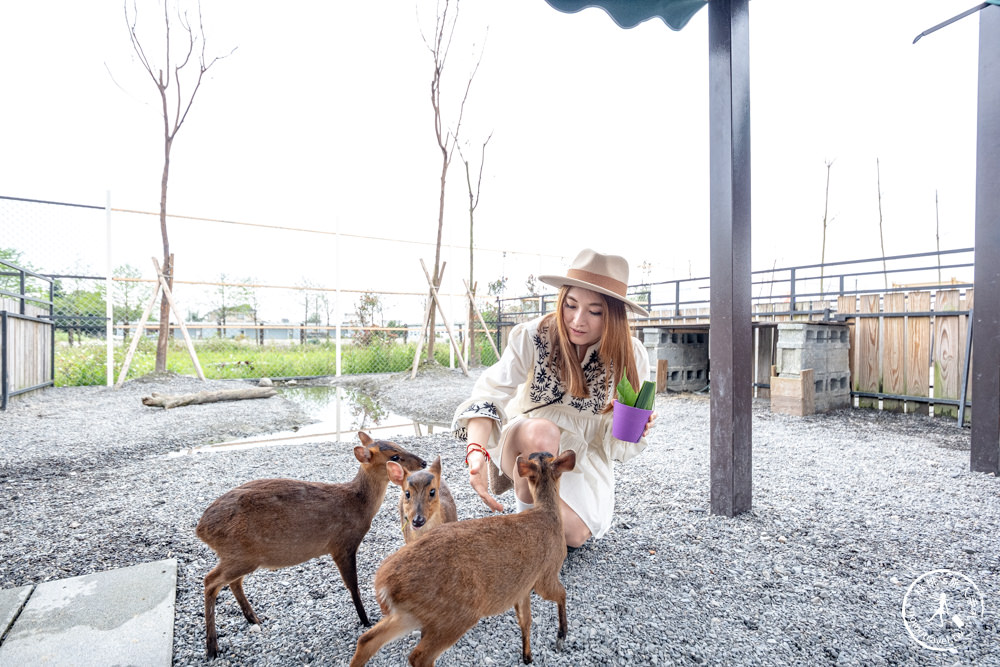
top-left (0, 559), bottom-right (176, 667)
top-left (0, 585), bottom-right (33, 639)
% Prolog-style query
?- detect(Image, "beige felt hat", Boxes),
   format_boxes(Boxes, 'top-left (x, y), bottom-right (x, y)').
top-left (539, 248), bottom-right (648, 317)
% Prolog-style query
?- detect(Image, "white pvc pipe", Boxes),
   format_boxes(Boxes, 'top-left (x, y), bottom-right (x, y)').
top-left (105, 191), bottom-right (113, 387)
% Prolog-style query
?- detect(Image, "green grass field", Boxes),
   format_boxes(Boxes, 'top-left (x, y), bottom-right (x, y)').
top-left (55, 336), bottom-right (499, 386)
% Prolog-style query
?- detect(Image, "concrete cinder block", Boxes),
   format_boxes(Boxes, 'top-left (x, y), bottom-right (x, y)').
top-left (775, 323), bottom-right (851, 381)
top-left (643, 327), bottom-right (709, 392)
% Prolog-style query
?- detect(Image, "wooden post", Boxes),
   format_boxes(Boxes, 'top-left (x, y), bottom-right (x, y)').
top-left (115, 258), bottom-right (205, 388)
top-left (411, 262), bottom-right (445, 378)
top-left (115, 276), bottom-right (162, 388)
top-left (463, 279), bottom-right (500, 360)
top-left (882, 292), bottom-right (905, 412)
top-left (153, 258), bottom-right (205, 382)
top-left (934, 289), bottom-right (960, 418)
top-left (419, 259), bottom-right (468, 376)
top-left (904, 291), bottom-right (931, 415)
top-left (856, 294), bottom-right (880, 409)
top-left (971, 4), bottom-right (1000, 474)
top-left (656, 359), bottom-right (669, 394)
top-left (708, 0), bottom-right (752, 518)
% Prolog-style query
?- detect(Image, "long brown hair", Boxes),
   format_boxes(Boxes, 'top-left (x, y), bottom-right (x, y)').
top-left (542, 286), bottom-right (639, 409)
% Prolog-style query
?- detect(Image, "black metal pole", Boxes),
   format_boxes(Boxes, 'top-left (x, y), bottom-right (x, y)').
top-left (1, 311), bottom-right (8, 410)
top-left (971, 5), bottom-right (1000, 474)
top-left (708, 0), bottom-right (752, 517)
top-left (959, 308), bottom-right (974, 426)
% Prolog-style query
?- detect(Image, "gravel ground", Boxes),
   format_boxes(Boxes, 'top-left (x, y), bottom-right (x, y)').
top-left (1, 366), bottom-right (998, 666)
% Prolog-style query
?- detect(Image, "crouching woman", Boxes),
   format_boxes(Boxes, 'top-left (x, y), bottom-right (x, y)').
top-left (453, 249), bottom-right (657, 548)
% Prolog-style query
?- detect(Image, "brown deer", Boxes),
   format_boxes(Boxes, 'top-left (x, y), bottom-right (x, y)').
top-left (195, 431), bottom-right (426, 659)
top-left (387, 455), bottom-right (458, 544)
top-left (350, 449), bottom-right (576, 667)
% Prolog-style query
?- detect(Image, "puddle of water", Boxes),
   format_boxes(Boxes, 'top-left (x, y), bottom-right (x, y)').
top-left (168, 385), bottom-right (446, 456)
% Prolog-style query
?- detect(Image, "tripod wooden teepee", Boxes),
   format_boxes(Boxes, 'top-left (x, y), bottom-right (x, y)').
top-left (115, 256), bottom-right (205, 388)
top-left (462, 278), bottom-right (500, 362)
top-left (410, 259), bottom-right (469, 378)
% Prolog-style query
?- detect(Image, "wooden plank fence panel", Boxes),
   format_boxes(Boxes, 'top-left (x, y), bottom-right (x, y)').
top-left (2, 314), bottom-right (51, 398)
top-left (837, 294), bottom-right (856, 402)
top-left (856, 294), bottom-right (880, 409)
top-left (883, 293), bottom-right (905, 413)
top-left (934, 289), bottom-right (961, 418)
top-left (905, 291), bottom-right (931, 415)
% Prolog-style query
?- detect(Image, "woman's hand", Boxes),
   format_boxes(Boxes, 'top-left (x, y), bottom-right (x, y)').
top-left (642, 411), bottom-right (658, 439)
top-left (467, 450), bottom-right (504, 513)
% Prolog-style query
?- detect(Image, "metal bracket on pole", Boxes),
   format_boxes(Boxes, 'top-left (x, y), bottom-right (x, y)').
top-left (913, 2), bottom-right (992, 44)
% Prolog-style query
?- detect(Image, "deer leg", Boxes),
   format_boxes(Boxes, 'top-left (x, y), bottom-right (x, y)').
top-left (204, 580), bottom-right (221, 659)
top-left (229, 576), bottom-right (261, 625)
top-left (514, 594), bottom-right (534, 664)
top-left (332, 549), bottom-right (370, 626)
top-left (408, 623), bottom-right (471, 667)
top-left (534, 576), bottom-right (568, 650)
top-left (349, 612), bottom-right (419, 667)
top-left (203, 562), bottom-right (256, 659)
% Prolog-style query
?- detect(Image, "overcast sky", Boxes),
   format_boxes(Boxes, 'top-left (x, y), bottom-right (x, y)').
top-left (0, 1), bottom-right (984, 303)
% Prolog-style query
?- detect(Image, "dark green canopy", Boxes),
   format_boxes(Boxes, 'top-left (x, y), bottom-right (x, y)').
top-left (544, 0), bottom-right (707, 30)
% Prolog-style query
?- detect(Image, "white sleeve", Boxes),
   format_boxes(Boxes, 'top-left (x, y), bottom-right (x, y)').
top-left (451, 322), bottom-right (533, 449)
top-left (604, 335), bottom-right (652, 463)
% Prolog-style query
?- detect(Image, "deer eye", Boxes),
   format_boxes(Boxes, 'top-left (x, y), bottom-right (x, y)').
top-left (405, 490), bottom-right (410, 499)
top-left (430, 489), bottom-right (436, 497)
top-left (390, 455), bottom-right (400, 461)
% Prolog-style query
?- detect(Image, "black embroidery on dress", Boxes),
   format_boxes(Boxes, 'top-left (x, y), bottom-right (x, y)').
top-left (526, 324), bottom-right (613, 415)
top-left (529, 328), bottom-right (564, 406)
top-left (461, 401), bottom-right (500, 421)
top-left (568, 348), bottom-right (609, 414)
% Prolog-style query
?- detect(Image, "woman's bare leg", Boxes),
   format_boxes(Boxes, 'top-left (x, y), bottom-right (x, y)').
top-left (561, 500), bottom-right (591, 548)
top-left (501, 418), bottom-right (561, 504)
top-left (500, 419), bottom-right (592, 547)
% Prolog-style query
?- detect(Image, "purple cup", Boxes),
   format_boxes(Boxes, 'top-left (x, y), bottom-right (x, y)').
top-left (612, 400), bottom-right (653, 443)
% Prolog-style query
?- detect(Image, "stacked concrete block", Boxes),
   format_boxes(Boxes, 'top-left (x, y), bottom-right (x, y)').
top-left (772, 322), bottom-right (851, 414)
top-left (643, 327), bottom-right (710, 392)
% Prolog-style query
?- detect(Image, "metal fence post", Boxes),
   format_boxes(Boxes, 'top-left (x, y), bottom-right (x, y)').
top-left (105, 191), bottom-right (113, 387)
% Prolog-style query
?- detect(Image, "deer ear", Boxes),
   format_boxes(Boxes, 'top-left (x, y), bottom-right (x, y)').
top-left (430, 456), bottom-right (442, 476)
top-left (515, 455), bottom-right (534, 479)
top-left (554, 450), bottom-right (576, 474)
top-left (386, 461), bottom-right (406, 486)
top-left (358, 431), bottom-right (373, 446)
top-left (354, 445), bottom-right (372, 464)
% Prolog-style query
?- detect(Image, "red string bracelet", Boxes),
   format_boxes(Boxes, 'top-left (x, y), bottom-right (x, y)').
top-left (465, 442), bottom-right (490, 466)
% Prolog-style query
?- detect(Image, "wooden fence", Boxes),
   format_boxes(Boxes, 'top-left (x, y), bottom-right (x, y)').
top-left (1, 275), bottom-right (54, 409)
top-left (631, 289), bottom-right (974, 420)
top-left (837, 289), bottom-right (973, 420)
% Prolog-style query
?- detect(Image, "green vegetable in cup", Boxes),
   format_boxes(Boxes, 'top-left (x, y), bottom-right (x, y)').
top-left (616, 377), bottom-right (656, 411)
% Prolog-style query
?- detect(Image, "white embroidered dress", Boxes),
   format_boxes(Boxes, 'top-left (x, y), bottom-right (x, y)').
top-left (452, 315), bottom-right (649, 539)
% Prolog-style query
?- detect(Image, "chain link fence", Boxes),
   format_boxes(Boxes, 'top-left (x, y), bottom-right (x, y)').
top-left (1, 195), bottom-right (514, 386)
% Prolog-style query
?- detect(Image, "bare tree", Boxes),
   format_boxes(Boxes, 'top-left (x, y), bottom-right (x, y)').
top-left (819, 159), bottom-right (834, 300)
top-left (457, 132), bottom-right (491, 366)
top-left (419, 0), bottom-right (483, 362)
top-left (935, 189), bottom-right (942, 284)
top-left (125, 0), bottom-right (235, 371)
top-left (876, 158), bottom-right (888, 291)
